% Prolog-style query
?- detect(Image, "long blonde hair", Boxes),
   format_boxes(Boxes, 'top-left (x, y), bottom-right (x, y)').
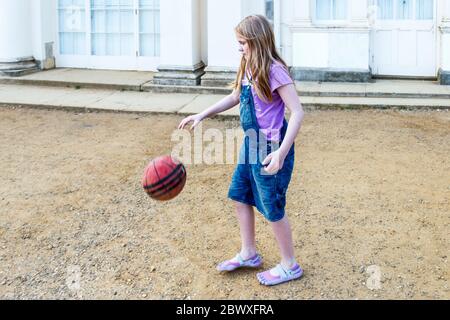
top-left (234, 15), bottom-right (290, 102)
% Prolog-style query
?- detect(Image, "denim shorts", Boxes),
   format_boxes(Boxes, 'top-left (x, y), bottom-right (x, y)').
top-left (228, 141), bottom-right (294, 222)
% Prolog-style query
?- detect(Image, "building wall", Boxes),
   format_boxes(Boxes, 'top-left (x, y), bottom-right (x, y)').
top-left (292, 31), bottom-right (369, 70)
top-left (1, 0), bottom-right (449, 83)
top-left (442, 33), bottom-right (450, 69)
top-left (206, 0), bottom-right (242, 70)
top-left (160, 0), bottom-right (200, 67)
top-left (200, 0), bottom-right (208, 65)
top-left (440, 0), bottom-right (450, 70)
top-left (0, 0), bottom-right (33, 60)
top-left (31, 0), bottom-right (57, 68)
top-left (286, 0), bottom-right (371, 81)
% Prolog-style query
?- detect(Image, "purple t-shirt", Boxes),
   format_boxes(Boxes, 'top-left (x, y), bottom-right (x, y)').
top-left (244, 62), bottom-right (293, 141)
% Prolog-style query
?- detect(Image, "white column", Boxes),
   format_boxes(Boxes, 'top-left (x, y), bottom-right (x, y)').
top-left (443, 0), bottom-right (450, 23)
top-left (0, 0), bottom-right (38, 75)
top-left (201, 0), bottom-right (242, 86)
top-left (280, 0), bottom-right (296, 66)
top-left (439, 0), bottom-right (450, 83)
top-left (154, 0), bottom-right (204, 85)
top-left (31, 0), bottom-right (57, 70)
top-left (0, 0), bottom-right (32, 60)
top-left (200, 0), bottom-right (208, 65)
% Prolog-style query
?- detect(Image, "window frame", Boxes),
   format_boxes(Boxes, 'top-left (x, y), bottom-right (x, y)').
top-left (375, 0), bottom-right (435, 22)
top-left (56, 0), bottom-right (160, 58)
top-left (312, 0), bottom-right (351, 26)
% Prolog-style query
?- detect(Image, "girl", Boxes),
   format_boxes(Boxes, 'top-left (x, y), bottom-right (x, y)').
top-left (178, 15), bottom-right (304, 286)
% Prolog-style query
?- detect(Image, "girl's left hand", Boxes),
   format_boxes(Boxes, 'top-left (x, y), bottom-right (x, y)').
top-left (261, 150), bottom-right (285, 175)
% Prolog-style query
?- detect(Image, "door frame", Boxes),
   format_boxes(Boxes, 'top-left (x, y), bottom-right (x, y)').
top-left (369, 0), bottom-right (439, 79)
top-left (54, 0), bottom-right (160, 71)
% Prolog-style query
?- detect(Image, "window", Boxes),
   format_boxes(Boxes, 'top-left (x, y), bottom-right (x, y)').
top-left (377, 0), bottom-right (434, 20)
top-left (90, 0), bottom-right (134, 56)
top-left (416, 0), bottom-right (433, 20)
top-left (315, 0), bottom-right (347, 20)
top-left (377, 0), bottom-right (393, 19)
top-left (265, 0), bottom-right (274, 24)
top-left (139, 0), bottom-right (160, 56)
top-left (58, 0), bottom-right (160, 57)
top-left (58, 0), bottom-right (86, 55)
top-left (396, 0), bottom-right (413, 19)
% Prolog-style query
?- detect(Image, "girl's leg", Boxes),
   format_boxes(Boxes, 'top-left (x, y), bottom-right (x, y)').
top-left (235, 201), bottom-right (257, 259)
top-left (217, 201), bottom-right (262, 271)
top-left (256, 215), bottom-right (303, 285)
top-left (270, 215), bottom-right (296, 268)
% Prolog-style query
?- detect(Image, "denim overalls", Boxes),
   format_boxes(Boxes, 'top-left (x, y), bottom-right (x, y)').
top-left (228, 83), bottom-right (295, 222)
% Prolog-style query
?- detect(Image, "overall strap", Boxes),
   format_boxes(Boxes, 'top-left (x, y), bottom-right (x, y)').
top-left (241, 84), bottom-right (259, 131)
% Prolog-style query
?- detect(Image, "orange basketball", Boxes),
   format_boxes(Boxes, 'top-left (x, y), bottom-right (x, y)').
top-left (142, 155), bottom-right (186, 201)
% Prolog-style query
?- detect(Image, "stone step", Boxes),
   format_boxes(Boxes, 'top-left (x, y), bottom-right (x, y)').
top-left (0, 62), bottom-right (38, 70)
top-left (177, 96), bottom-right (450, 115)
top-left (299, 96), bottom-right (450, 110)
top-left (0, 58), bottom-right (39, 77)
top-left (1, 67), bottom-right (450, 101)
top-left (0, 76), bottom-right (449, 100)
top-left (0, 84), bottom-right (448, 118)
top-left (0, 67), bottom-right (40, 77)
top-left (296, 80), bottom-right (450, 99)
top-left (297, 89), bottom-right (450, 99)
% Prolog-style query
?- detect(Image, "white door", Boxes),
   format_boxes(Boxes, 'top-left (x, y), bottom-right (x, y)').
top-left (371, 0), bottom-right (436, 77)
top-left (56, 0), bottom-right (160, 71)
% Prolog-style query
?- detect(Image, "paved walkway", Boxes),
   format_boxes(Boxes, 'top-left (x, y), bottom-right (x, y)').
top-left (1, 68), bottom-right (450, 115)
top-left (0, 84), bottom-right (233, 115)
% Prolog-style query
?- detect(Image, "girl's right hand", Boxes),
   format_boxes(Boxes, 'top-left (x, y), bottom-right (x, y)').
top-left (178, 114), bottom-right (203, 130)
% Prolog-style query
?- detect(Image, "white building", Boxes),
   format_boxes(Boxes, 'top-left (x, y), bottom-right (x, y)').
top-left (0, 0), bottom-right (449, 84)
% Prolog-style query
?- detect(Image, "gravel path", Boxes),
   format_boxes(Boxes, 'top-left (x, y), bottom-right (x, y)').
top-left (0, 106), bottom-right (449, 299)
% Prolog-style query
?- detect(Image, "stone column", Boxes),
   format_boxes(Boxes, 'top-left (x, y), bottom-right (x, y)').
top-left (439, 0), bottom-right (450, 84)
top-left (0, 0), bottom-right (38, 76)
top-left (201, 0), bottom-right (242, 87)
top-left (153, 0), bottom-right (205, 86)
top-left (31, 0), bottom-right (57, 71)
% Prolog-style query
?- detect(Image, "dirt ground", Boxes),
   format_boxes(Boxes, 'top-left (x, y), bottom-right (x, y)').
top-left (0, 106), bottom-right (449, 300)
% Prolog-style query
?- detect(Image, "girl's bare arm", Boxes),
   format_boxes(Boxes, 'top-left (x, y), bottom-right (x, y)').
top-left (277, 83), bottom-right (304, 158)
top-left (262, 83), bottom-right (304, 174)
top-left (178, 90), bottom-right (240, 130)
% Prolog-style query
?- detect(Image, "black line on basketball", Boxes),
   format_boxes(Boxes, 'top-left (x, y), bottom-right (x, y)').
top-left (152, 160), bottom-right (170, 198)
top-left (148, 168), bottom-right (186, 195)
top-left (144, 164), bottom-right (183, 189)
top-left (150, 171), bottom-right (186, 198)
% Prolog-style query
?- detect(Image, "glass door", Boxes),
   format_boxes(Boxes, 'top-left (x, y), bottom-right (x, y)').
top-left (376, 0), bottom-right (433, 20)
top-left (56, 0), bottom-right (160, 70)
top-left (90, 0), bottom-right (134, 56)
top-left (139, 0), bottom-right (160, 57)
top-left (371, 0), bottom-right (436, 77)
top-left (58, 0), bottom-right (87, 55)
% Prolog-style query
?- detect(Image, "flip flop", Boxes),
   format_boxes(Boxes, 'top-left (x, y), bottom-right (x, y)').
top-left (257, 263), bottom-right (303, 286)
top-left (217, 253), bottom-right (263, 272)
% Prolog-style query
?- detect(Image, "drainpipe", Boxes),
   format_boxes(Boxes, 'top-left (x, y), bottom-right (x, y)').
top-left (274, 0), bottom-right (282, 53)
